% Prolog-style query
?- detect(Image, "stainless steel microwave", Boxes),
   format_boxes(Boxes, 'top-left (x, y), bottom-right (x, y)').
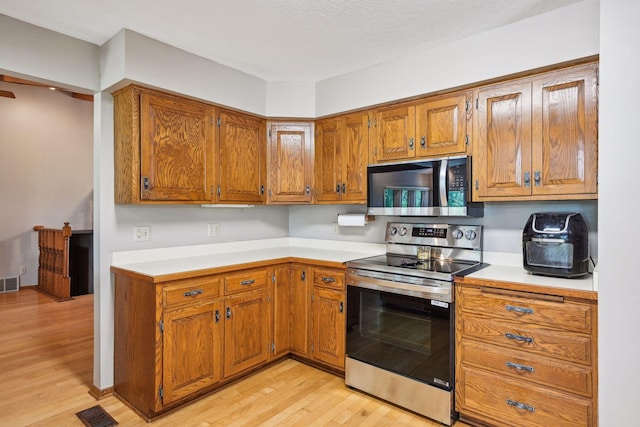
top-left (366, 156), bottom-right (483, 217)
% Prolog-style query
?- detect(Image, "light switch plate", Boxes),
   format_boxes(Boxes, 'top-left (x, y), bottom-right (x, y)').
top-left (208, 223), bottom-right (220, 237)
top-left (134, 226), bottom-right (151, 242)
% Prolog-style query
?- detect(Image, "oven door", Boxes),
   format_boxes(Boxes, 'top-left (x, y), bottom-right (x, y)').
top-left (346, 281), bottom-right (454, 390)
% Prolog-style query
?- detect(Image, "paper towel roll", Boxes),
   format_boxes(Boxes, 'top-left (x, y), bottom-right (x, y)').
top-left (337, 213), bottom-right (368, 227)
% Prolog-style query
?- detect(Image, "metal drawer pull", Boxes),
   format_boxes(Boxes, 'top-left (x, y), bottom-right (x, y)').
top-left (505, 332), bottom-right (533, 343)
top-left (241, 279), bottom-right (255, 285)
top-left (505, 305), bottom-right (534, 315)
top-left (506, 399), bottom-right (535, 413)
top-left (184, 289), bottom-right (204, 297)
top-left (506, 361), bottom-right (535, 373)
top-left (322, 277), bottom-right (336, 283)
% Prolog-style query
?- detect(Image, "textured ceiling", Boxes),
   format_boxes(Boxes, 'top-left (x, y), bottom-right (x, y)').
top-left (0, 0), bottom-right (583, 82)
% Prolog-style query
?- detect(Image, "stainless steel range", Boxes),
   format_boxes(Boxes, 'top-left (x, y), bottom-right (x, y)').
top-left (345, 222), bottom-right (484, 425)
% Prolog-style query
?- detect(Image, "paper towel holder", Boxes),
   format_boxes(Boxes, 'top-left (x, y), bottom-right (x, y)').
top-left (337, 213), bottom-right (375, 227)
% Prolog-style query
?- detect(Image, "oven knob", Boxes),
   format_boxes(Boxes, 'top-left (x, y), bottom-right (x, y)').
top-left (452, 229), bottom-right (464, 240)
top-left (398, 226), bottom-right (408, 236)
top-left (388, 226), bottom-right (398, 236)
top-left (465, 230), bottom-right (477, 240)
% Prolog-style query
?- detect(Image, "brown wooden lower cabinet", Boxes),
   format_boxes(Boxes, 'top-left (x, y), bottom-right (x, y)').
top-left (455, 279), bottom-right (598, 427)
top-left (112, 261), bottom-right (346, 421)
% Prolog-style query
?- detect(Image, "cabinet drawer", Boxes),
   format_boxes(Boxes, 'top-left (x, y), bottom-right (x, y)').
top-left (224, 269), bottom-right (268, 295)
top-left (460, 316), bottom-right (591, 364)
top-left (460, 339), bottom-right (593, 397)
top-left (312, 268), bottom-right (345, 290)
top-left (458, 286), bottom-right (592, 333)
top-left (458, 366), bottom-right (593, 427)
top-left (163, 276), bottom-right (221, 308)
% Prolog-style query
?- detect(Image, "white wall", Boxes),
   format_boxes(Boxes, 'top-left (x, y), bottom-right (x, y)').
top-left (315, 0), bottom-right (600, 116)
top-left (598, 0), bottom-right (640, 424)
top-left (0, 81), bottom-right (93, 285)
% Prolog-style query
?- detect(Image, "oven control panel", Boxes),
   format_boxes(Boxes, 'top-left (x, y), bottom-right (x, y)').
top-left (386, 223), bottom-right (482, 250)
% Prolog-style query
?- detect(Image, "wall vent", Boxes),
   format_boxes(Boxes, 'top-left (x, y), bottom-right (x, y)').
top-left (0, 276), bottom-right (19, 293)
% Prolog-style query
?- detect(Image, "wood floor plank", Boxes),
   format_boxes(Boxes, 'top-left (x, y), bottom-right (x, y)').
top-left (0, 287), bottom-right (470, 427)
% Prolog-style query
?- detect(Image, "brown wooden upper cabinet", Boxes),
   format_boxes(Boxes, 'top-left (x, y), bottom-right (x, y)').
top-left (371, 91), bottom-right (471, 164)
top-left (267, 122), bottom-right (313, 204)
top-left (315, 112), bottom-right (369, 203)
top-left (114, 86), bottom-right (216, 204)
top-left (473, 62), bottom-right (598, 201)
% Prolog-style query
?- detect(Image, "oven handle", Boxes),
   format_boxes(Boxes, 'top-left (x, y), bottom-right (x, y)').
top-left (346, 273), bottom-right (451, 302)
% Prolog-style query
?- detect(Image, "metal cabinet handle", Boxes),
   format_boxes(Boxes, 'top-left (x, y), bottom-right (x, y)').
top-left (506, 399), bottom-right (535, 413)
top-left (241, 279), bottom-right (255, 286)
top-left (226, 307), bottom-right (231, 319)
top-left (339, 301), bottom-right (344, 313)
top-left (143, 176), bottom-right (150, 190)
top-left (215, 310), bottom-right (220, 323)
top-left (260, 185), bottom-right (265, 195)
top-left (420, 136), bottom-right (426, 148)
top-left (524, 172), bottom-right (531, 187)
top-left (534, 170), bottom-right (541, 186)
top-left (306, 185), bottom-right (310, 194)
top-left (505, 305), bottom-right (534, 315)
top-left (184, 289), bottom-right (204, 297)
top-left (505, 332), bottom-right (534, 344)
top-left (322, 277), bottom-right (336, 283)
top-left (341, 183), bottom-right (346, 194)
top-left (408, 137), bottom-right (414, 149)
top-left (336, 184), bottom-right (341, 193)
top-left (301, 271), bottom-right (306, 281)
top-left (506, 361), bottom-right (535, 373)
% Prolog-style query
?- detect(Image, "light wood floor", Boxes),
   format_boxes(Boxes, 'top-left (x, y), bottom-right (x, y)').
top-left (0, 287), bottom-right (470, 426)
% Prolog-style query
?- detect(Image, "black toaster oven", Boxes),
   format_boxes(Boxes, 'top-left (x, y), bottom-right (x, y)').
top-left (522, 212), bottom-right (590, 278)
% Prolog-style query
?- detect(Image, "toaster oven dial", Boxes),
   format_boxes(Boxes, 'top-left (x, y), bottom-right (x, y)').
top-left (452, 229), bottom-right (464, 240)
top-left (465, 230), bottom-right (477, 241)
top-left (398, 226), bottom-right (408, 236)
top-left (388, 226), bottom-right (398, 236)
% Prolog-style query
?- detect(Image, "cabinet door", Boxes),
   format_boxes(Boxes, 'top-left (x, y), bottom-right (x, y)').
top-left (416, 92), bottom-right (470, 157)
top-left (474, 81), bottom-right (532, 198)
top-left (290, 266), bottom-right (310, 357)
top-left (223, 290), bottom-right (270, 378)
top-left (217, 111), bottom-right (266, 203)
top-left (531, 64), bottom-right (598, 196)
top-left (314, 118), bottom-right (343, 203)
top-left (272, 265), bottom-right (291, 358)
top-left (341, 113), bottom-right (369, 203)
top-left (268, 123), bottom-right (313, 203)
top-left (312, 287), bottom-right (345, 369)
top-left (140, 92), bottom-right (214, 202)
top-left (162, 301), bottom-right (222, 404)
top-left (372, 105), bottom-right (416, 163)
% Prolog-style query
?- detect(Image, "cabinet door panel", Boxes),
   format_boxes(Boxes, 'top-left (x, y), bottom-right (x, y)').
top-left (532, 65), bottom-right (598, 195)
top-left (223, 291), bottom-right (270, 377)
top-left (268, 123), bottom-right (312, 203)
top-left (140, 92), bottom-right (213, 202)
top-left (162, 301), bottom-right (222, 404)
top-left (218, 112), bottom-right (266, 203)
top-left (342, 113), bottom-right (369, 203)
top-left (373, 105), bottom-right (416, 162)
top-left (474, 81), bottom-right (532, 198)
top-left (290, 266), bottom-right (310, 356)
top-left (416, 92), bottom-right (469, 157)
top-left (314, 119), bottom-right (342, 202)
top-left (312, 287), bottom-right (345, 369)
top-left (272, 265), bottom-right (291, 358)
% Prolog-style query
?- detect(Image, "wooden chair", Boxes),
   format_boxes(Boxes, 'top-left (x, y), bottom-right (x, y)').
top-left (33, 222), bottom-right (72, 301)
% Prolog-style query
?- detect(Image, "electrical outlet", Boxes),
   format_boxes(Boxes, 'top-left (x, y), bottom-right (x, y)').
top-left (332, 222), bottom-right (339, 234)
top-left (208, 223), bottom-right (220, 237)
top-left (134, 226), bottom-right (151, 242)
top-left (19, 266), bottom-right (26, 275)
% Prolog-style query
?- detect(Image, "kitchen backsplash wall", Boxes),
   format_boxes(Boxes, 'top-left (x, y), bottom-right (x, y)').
top-left (289, 201), bottom-right (598, 258)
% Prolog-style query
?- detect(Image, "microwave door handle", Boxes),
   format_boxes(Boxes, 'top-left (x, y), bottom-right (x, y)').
top-left (439, 158), bottom-right (448, 207)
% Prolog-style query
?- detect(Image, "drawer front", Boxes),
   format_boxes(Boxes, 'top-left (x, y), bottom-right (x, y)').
top-left (163, 276), bottom-right (221, 308)
top-left (460, 316), bottom-right (591, 364)
top-left (312, 268), bottom-right (345, 290)
top-left (224, 269), bottom-right (268, 295)
top-left (458, 286), bottom-right (592, 333)
top-left (460, 339), bottom-right (593, 397)
top-left (458, 366), bottom-right (593, 427)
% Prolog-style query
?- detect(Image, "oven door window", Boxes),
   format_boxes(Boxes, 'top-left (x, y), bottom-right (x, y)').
top-left (346, 286), bottom-right (453, 390)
